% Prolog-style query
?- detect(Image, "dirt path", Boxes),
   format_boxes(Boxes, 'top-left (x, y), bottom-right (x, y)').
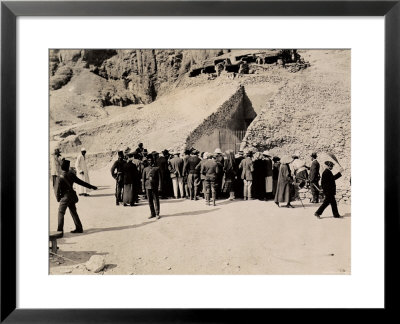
top-left (49, 169), bottom-right (351, 275)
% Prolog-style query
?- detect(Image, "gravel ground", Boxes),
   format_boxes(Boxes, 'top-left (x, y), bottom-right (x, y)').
top-left (49, 168), bottom-right (351, 275)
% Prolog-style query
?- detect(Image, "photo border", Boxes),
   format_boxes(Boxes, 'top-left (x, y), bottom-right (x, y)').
top-left (1, 0), bottom-right (399, 322)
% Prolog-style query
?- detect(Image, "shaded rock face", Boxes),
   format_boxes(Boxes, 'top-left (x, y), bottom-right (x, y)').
top-left (186, 86), bottom-right (257, 153)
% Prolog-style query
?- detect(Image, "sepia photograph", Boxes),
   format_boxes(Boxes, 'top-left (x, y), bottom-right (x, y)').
top-left (49, 48), bottom-right (351, 275)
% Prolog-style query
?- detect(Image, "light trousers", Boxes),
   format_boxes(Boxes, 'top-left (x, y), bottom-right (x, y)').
top-left (172, 176), bottom-right (184, 198)
top-left (243, 179), bottom-right (253, 198)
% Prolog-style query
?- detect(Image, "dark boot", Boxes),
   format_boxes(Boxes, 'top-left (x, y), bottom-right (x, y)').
top-left (212, 192), bottom-right (216, 206)
top-left (194, 188), bottom-right (198, 200)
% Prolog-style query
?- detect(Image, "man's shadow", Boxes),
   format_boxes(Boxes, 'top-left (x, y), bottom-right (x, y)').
top-left (159, 208), bottom-right (221, 218)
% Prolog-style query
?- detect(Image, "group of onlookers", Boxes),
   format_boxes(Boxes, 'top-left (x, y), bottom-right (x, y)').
top-left (50, 143), bottom-right (345, 235)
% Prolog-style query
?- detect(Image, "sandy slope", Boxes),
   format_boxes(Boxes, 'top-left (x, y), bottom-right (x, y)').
top-left (50, 169), bottom-right (351, 275)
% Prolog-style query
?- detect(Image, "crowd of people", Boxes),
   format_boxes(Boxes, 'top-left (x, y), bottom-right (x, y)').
top-left (50, 143), bottom-right (345, 235)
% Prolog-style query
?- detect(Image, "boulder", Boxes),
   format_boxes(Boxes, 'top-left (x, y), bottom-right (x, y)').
top-left (85, 255), bottom-right (106, 273)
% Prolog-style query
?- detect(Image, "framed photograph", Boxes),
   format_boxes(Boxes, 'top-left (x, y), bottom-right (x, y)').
top-left (1, 0), bottom-right (399, 322)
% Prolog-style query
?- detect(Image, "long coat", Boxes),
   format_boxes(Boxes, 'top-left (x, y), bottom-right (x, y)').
top-left (274, 163), bottom-right (293, 203)
top-left (123, 161), bottom-right (139, 205)
top-left (321, 169), bottom-right (342, 197)
top-left (75, 154), bottom-right (90, 194)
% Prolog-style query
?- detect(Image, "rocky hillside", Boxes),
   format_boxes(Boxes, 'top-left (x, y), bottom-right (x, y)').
top-left (243, 50), bottom-right (351, 187)
top-left (50, 49), bottom-right (351, 188)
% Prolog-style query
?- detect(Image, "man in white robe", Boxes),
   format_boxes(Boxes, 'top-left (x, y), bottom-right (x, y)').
top-left (75, 148), bottom-right (91, 196)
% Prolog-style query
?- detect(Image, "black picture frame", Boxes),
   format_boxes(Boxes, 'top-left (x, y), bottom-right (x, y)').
top-left (1, 0), bottom-right (399, 322)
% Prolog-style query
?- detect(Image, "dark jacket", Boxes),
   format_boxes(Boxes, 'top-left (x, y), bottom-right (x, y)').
top-left (57, 170), bottom-right (94, 200)
top-left (321, 169), bottom-right (342, 196)
top-left (168, 156), bottom-right (184, 178)
top-left (239, 157), bottom-right (254, 180)
top-left (157, 156), bottom-right (169, 174)
top-left (111, 158), bottom-right (125, 181)
top-left (309, 160), bottom-right (320, 183)
top-left (201, 159), bottom-right (220, 181)
top-left (196, 159), bottom-right (208, 180)
top-left (123, 161), bottom-right (139, 185)
top-left (264, 158), bottom-right (273, 177)
top-left (142, 166), bottom-right (162, 191)
top-left (185, 156), bottom-right (201, 175)
top-left (272, 162), bottom-right (281, 180)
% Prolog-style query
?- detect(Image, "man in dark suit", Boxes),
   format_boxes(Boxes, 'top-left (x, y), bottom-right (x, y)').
top-left (111, 151), bottom-right (126, 206)
top-left (314, 161), bottom-right (344, 218)
top-left (56, 160), bottom-right (97, 235)
top-left (309, 152), bottom-right (321, 203)
top-left (185, 150), bottom-right (201, 200)
top-left (157, 149), bottom-right (171, 199)
top-left (142, 156), bottom-right (162, 219)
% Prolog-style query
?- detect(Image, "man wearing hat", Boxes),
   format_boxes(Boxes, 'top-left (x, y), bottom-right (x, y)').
top-left (234, 151), bottom-right (244, 199)
top-left (196, 152), bottom-right (209, 199)
top-left (168, 151), bottom-right (185, 199)
top-left (309, 152), bottom-right (321, 203)
top-left (239, 151), bottom-right (254, 200)
top-left (272, 156), bottom-right (281, 197)
top-left (214, 148), bottom-right (224, 197)
top-left (157, 149), bottom-right (171, 199)
top-left (142, 155), bottom-right (162, 219)
top-left (111, 150), bottom-right (126, 205)
top-left (314, 161), bottom-right (343, 218)
top-left (55, 159), bottom-right (97, 234)
top-left (185, 149), bottom-right (201, 200)
top-left (262, 151), bottom-right (273, 200)
top-left (75, 148), bottom-right (91, 196)
top-left (50, 148), bottom-right (63, 188)
top-left (274, 155), bottom-right (295, 208)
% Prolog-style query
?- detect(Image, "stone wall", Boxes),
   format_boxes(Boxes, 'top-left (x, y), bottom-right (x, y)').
top-left (186, 85), bottom-right (256, 150)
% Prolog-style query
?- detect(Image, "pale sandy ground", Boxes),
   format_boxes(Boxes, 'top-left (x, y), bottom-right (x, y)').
top-left (49, 169), bottom-right (351, 275)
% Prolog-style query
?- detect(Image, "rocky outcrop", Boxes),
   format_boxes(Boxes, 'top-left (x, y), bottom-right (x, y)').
top-left (50, 49), bottom-right (227, 105)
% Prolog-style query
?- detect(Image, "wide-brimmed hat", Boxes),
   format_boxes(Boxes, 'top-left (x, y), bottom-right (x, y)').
top-left (54, 148), bottom-right (61, 154)
top-left (310, 152), bottom-right (317, 158)
top-left (292, 150), bottom-right (300, 158)
top-left (117, 150), bottom-right (124, 157)
top-left (325, 161), bottom-right (334, 167)
top-left (281, 156), bottom-right (294, 164)
top-left (262, 150), bottom-right (271, 156)
top-left (162, 149), bottom-right (169, 155)
top-left (272, 156), bottom-right (281, 162)
top-left (214, 148), bottom-right (222, 154)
